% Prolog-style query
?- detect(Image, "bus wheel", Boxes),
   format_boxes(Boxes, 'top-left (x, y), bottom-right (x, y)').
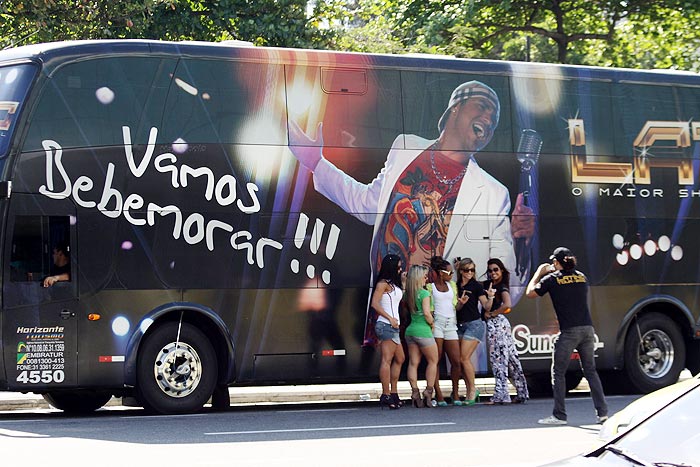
top-left (136, 322), bottom-right (217, 414)
top-left (43, 390), bottom-right (112, 413)
top-left (686, 340), bottom-right (700, 375)
top-left (623, 313), bottom-right (685, 393)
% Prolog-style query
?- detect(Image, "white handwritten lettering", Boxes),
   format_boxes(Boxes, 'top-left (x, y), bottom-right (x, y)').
top-left (39, 140), bottom-right (71, 199)
top-left (39, 126), bottom-right (276, 269)
top-left (96, 163), bottom-right (123, 218)
top-left (123, 126), bottom-right (157, 178)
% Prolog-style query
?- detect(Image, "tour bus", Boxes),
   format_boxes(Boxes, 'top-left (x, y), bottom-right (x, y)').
top-left (0, 39), bottom-right (698, 415)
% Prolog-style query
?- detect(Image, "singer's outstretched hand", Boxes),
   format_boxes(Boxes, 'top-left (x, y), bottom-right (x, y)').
top-left (511, 192), bottom-right (535, 245)
top-left (288, 120), bottom-right (324, 172)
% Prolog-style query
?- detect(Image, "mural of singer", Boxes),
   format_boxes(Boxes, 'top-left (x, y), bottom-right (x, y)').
top-left (289, 80), bottom-right (536, 344)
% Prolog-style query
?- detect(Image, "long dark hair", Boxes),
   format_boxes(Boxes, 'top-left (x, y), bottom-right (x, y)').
top-left (375, 254), bottom-right (402, 288)
top-left (486, 258), bottom-right (510, 286)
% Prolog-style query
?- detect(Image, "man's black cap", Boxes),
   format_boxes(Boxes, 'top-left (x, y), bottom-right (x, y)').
top-left (550, 246), bottom-right (573, 263)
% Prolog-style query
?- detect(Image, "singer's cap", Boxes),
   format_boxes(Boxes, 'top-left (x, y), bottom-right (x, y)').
top-left (550, 247), bottom-right (573, 263)
top-left (438, 81), bottom-right (501, 133)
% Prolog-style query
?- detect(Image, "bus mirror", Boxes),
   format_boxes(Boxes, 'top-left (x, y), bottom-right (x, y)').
top-left (0, 181), bottom-right (11, 198)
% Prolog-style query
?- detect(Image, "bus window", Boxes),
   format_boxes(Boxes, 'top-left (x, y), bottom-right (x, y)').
top-left (10, 216), bottom-right (71, 284)
top-left (23, 57), bottom-right (176, 152)
top-left (612, 83), bottom-right (683, 159)
top-left (285, 65), bottom-right (403, 150)
top-left (508, 76), bottom-right (614, 158)
top-left (162, 59), bottom-right (288, 146)
top-left (677, 85), bottom-right (700, 124)
top-left (400, 71), bottom-right (513, 154)
top-left (0, 63), bottom-right (37, 161)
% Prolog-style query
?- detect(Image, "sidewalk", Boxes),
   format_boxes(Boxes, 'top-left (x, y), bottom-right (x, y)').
top-left (0, 378), bottom-right (507, 411)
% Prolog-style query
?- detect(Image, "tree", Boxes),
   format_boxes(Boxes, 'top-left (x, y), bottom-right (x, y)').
top-left (0, 0), bottom-right (327, 49)
top-left (325, 0), bottom-right (700, 70)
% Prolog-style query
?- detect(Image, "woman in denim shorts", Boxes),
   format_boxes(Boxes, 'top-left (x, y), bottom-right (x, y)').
top-left (454, 258), bottom-right (491, 405)
top-left (370, 254), bottom-right (405, 409)
top-left (429, 256), bottom-right (462, 406)
top-left (404, 265), bottom-right (438, 408)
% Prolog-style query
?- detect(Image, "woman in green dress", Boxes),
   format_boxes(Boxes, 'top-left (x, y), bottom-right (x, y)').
top-left (404, 265), bottom-right (439, 407)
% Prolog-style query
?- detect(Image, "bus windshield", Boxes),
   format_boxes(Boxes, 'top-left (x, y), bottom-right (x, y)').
top-left (0, 63), bottom-right (37, 161)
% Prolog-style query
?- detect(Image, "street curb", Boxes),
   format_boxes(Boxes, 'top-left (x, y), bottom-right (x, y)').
top-left (0, 380), bottom-right (500, 411)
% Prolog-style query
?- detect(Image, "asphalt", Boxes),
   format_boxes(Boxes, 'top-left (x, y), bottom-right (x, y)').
top-left (2, 371), bottom-right (692, 412)
top-left (0, 378), bottom-right (506, 411)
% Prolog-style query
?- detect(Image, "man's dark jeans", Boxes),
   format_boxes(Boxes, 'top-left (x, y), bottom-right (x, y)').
top-left (551, 325), bottom-right (608, 421)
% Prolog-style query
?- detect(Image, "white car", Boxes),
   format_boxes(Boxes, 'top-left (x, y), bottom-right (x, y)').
top-left (598, 373), bottom-right (700, 441)
top-left (544, 374), bottom-right (700, 467)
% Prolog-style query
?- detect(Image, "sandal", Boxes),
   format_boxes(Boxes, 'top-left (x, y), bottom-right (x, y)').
top-left (411, 388), bottom-right (424, 408)
top-left (485, 399), bottom-right (507, 405)
top-left (390, 392), bottom-right (405, 408)
top-left (465, 389), bottom-right (480, 406)
top-left (379, 393), bottom-right (399, 410)
top-left (422, 387), bottom-right (435, 408)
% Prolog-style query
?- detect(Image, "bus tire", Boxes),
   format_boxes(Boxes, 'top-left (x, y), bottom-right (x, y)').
top-left (136, 322), bottom-right (218, 415)
top-left (43, 390), bottom-right (112, 413)
top-left (686, 339), bottom-right (700, 375)
top-left (623, 312), bottom-right (685, 393)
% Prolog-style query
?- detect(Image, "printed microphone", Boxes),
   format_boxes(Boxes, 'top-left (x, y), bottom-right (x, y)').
top-left (517, 129), bottom-right (542, 174)
top-left (515, 129), bottom-right (542, 277)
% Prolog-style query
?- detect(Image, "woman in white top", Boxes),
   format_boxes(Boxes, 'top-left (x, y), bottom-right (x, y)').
top-left (430, 256), bottom-right (463, 406)
top-left (370, 254), bottom-right (406, 409)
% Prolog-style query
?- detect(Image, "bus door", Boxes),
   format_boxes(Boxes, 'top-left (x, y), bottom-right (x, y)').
top-left (2, 194), bottom-right (78, 389)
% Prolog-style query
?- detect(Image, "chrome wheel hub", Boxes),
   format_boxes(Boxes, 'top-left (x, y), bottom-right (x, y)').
top-left (153, 342), bottom-right (202, 397)
top-left (638, 329), bottom-right (674, 379)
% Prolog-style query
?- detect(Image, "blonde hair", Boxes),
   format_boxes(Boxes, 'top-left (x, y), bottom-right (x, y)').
top-left (405, 265), bottom-right (429, 313)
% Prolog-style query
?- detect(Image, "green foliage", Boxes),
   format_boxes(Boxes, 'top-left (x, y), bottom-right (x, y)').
top-left (326, 0), bottom-right (700, 70)
top-left (0, 0), bottom-right (327, 49)
top-left (2, 0), bottom-right (699, 71)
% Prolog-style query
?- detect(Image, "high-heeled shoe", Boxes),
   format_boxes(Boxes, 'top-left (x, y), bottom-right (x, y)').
top-left (410, 388), bottom-right (424, 408)
top-left (390, 393), bottom-right (405, 408)
top-left (465, 388), bottom-right (480, 406)
top-left (422, 387), bottom-right (435, 408)
top-left (379, 393), bottom-right (399, 410)
top-left (449, 392), bottom-right (464, 406)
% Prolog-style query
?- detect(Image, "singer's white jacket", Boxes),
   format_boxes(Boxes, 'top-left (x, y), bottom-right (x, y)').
top-left (312, 134), bottom-right (526, 300)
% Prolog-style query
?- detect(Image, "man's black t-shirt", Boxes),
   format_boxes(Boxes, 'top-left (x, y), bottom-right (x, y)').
top-left (535, 269), bottom-right (592, 330)
top-left (457, 279), bottom-right (486, 323)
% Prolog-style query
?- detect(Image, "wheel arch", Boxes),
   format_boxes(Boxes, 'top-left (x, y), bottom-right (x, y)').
top-left (123, 302), bottom-right (235, 388)
top-left (613, 294), bottom-right (695, 369)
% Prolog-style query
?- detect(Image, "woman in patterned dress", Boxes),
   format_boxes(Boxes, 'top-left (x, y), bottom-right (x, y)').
top-left (482, 258), bottom-right (529, 404)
